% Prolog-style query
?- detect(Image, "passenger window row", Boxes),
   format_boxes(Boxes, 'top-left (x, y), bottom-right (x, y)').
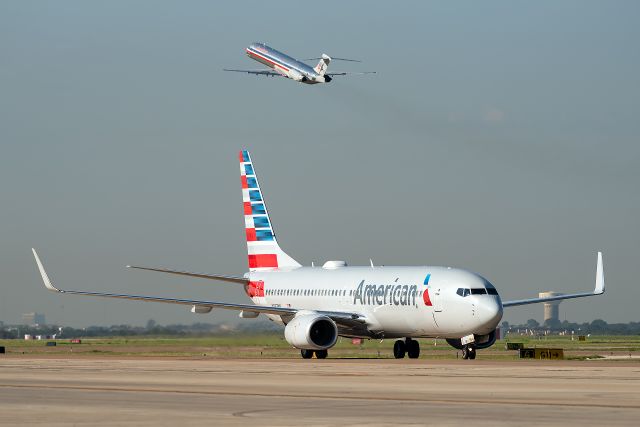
top-left (266, 288), bottom-right (352, 297)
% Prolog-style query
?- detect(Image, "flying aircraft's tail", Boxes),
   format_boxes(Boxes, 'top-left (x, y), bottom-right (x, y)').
top-left (239, 150), bottom-right (301, 271)
top-left (314, 54), bottom-right (331, 76)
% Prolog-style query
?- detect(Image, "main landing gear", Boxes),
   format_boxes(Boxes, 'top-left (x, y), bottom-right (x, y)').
top-left (461, 344), bottom-right (476, 360)
top-left (300, 349), bottom-right (328, 359)
top-left (393, 338), bottom-right (420, 359)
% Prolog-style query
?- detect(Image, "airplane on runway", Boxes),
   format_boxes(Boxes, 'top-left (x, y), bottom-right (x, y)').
top-left (224, 42), bottom-right (375, 84)
top-left (32, 150), bottom-right (606, 360)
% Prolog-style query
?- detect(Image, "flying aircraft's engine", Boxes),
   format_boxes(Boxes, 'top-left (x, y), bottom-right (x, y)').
top-left (284, 314), bottom-right (338, 350)
top-left (324, 75), bottom-right (332, 83)
top-left (446, 329), bottom-right (498, 350)
top-left (287, 69), bottom-right (306, 82)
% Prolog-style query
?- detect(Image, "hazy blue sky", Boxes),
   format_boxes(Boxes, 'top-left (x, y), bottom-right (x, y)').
top-left (1, 1), bottom-right (638, 327)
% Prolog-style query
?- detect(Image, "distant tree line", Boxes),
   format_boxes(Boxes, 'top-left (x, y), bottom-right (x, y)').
top-left (0, 320), bottom-right (281, 339)
top-left (502, 319), bottom-right (640, 335)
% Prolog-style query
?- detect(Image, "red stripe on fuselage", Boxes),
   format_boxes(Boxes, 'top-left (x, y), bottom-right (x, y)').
top-left (246, 48), bottom-right (289, 72)
top-left (245, 280), bottom-right (264, 297)
top-left (423, 288), bottom-right (433, 306)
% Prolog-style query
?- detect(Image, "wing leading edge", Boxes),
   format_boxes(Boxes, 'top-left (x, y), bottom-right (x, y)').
top-left (126, 265), bottom-right (248, 285)
top-left (502, 252), bottom-right (605, 308)
top-left (32, 249), bottom-right (364, 324)
top-left (223, 69), bottom-right (283, 76)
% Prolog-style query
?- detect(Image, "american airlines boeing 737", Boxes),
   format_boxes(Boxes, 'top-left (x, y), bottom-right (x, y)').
top-left (224, 42), bottom-right (375, 84)
top-left (32, 150), bottom-right (605, 360)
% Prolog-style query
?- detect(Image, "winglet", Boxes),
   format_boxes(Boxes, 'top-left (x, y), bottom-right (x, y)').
top-left (32, 248), bottom-right (62, 293)
top-left (595, 251), bottom-right (605, 294)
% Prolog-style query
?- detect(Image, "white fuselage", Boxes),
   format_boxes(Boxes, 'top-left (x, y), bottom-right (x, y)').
top-left (247, 265), bottom-right (503, 339)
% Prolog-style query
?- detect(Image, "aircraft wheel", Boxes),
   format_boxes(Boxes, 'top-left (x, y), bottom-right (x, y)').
top-left (462, 345), bottom-right (470, 360)
top-left (301, 349), bottom-right (314, 359)
top-left (468, 345), bottom-right (477, 360)
top-left (315, 349), bottom-right (328, 359)
top-left (393, 340), bottom-right (406, 359)
top-left (407, 339), bottom-right (420, 359)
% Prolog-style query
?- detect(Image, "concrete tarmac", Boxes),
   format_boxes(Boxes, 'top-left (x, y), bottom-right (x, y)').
top-left (0, 357), bottom-right (639, 426)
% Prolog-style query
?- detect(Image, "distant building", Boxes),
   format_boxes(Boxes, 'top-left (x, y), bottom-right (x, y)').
top-left (22, 312), bottom-right (46, 326)
top-left (538, 292), bottom-right (562, 324)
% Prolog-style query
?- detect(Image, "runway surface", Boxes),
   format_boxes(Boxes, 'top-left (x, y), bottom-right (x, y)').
top-left (1, 357), bottom-right (639, 426)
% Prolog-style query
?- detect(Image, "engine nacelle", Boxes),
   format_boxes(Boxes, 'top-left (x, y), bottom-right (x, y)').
top-left (287, 69), bottom-right (306, 82)
top-left (284, 314), bottom-right (338, 350)
top-left (446, 329), bottom-right (497, 350)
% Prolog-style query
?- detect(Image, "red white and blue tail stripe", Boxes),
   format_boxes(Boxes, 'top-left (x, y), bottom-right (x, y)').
top-left (240, 150), bottom-right (301, 271)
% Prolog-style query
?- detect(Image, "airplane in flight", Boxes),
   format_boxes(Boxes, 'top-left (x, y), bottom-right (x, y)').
top-left (224, 42), bottom-right (375, 84)
top-left (32, 150), bottom-right (605, 360)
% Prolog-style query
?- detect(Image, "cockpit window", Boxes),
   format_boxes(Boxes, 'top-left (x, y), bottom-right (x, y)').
top-left (458, 287), bottom-right (497, 296)
top-left (456, 288), bottom-right (471, 297)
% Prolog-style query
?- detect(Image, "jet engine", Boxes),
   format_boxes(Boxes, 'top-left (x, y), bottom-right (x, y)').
top-left (287, 69), bottom-right (306, 82)
top-left (445, 329), bottom-right (497, 350)
top-left (323, 75), bottom-right (332, 83)
top-left (284, 314), bottom-right (338, 350)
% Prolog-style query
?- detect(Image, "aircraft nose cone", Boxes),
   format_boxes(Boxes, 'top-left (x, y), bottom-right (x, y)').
top-left (477, 297), bottom-right (503, 332)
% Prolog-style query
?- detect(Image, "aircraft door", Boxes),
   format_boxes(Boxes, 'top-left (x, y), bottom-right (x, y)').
top-left (432, 288), bottom-right (443, 312)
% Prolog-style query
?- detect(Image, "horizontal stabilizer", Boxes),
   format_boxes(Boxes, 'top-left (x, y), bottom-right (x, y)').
top-left (304, 57), bottom-right (362, 63)
top-left (326, 71), bottom-right (376, 76)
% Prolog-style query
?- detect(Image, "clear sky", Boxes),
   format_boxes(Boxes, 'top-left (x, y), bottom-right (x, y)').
top-left (1, 1), bottom-right (638, 327)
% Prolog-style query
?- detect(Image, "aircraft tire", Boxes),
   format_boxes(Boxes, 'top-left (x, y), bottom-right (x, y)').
top-left (407, 339), bottom-right (420, 359)
top-left (315, 350), bottom-right (328, 359)
top-left (462, 345), bottom-right (470, 360)
top-left (468, 345), bottom-right (476, 360)
top-left (393, 340), bottom-right (406, 359)
top-left (301, 349), bottom-right (314, 359)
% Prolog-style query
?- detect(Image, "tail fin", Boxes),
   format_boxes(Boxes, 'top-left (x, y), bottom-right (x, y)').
top-left (314, 54), bottom-right (331, 76)
top-left (239, 150), bottom-right (301, 271)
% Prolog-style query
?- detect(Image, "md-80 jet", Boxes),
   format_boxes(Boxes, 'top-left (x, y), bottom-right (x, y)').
top-left (32, 151), bottom-right (605, 360)
top-left (224, 42), bottom-right (375, 84)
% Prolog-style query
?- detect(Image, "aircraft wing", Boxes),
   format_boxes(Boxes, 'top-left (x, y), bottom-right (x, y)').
top-left (126, 265), bottom-right (248, 285)
top-left (223, 68), bottom-right (283, 76)
top-left (502, 252), bottom-right (605, 307)
top-left (32, 249), bottom-right (364, 324)
top-left (326, 71), bottom-right (376, 77)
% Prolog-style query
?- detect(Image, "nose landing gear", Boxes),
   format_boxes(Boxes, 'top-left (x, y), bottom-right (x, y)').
top-left (461, 344), bottom-right (476, 360)
top-left (393, 338), bottom-right (421, 359)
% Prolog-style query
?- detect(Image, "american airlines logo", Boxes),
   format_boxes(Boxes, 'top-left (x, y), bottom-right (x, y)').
top-left (353, 280), bottom-right (419, 307)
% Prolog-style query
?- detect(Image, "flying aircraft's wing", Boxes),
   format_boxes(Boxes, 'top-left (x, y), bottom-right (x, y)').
top-left (32, 249), bottom-right (365, 325)
top-left (502, 252), bottom-right (605, 307)
top-left (325, 71), bottom-right (376, 77)
top-left (223, 69), bottom-right (283, 76)
top-left (126, 265), bottom-right (248, 285)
